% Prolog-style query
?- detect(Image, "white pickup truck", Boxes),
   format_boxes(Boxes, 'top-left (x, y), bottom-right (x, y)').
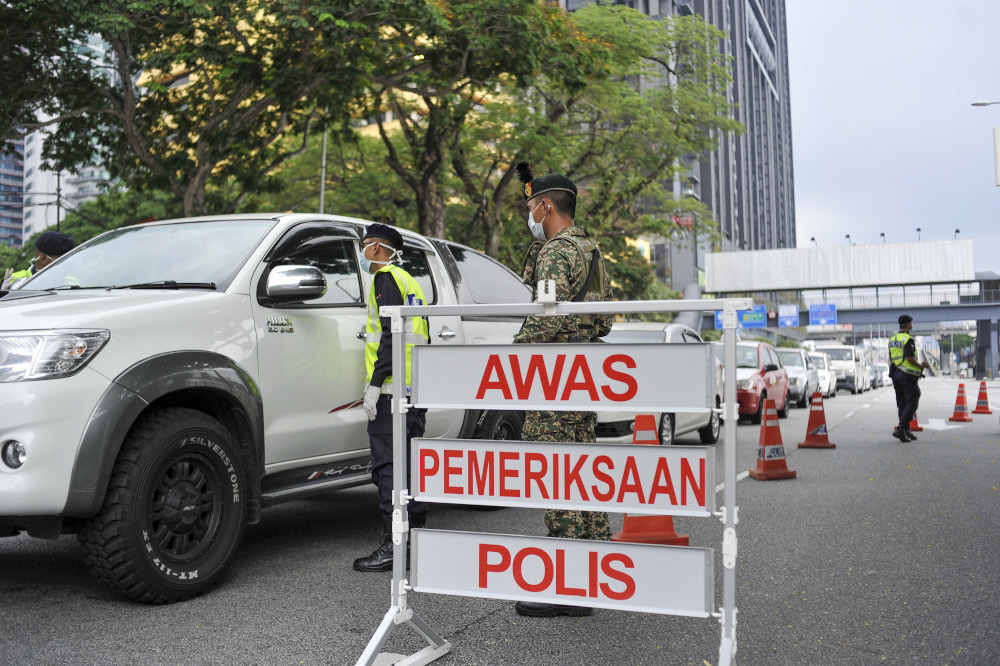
top-left (0, 213), bottom-right (530, 602)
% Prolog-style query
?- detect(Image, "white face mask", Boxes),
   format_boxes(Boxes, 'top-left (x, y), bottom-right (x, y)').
top-left (360, 242), bottom-right (402, 273)
top-left (527, 201), bottom-right (548, 241)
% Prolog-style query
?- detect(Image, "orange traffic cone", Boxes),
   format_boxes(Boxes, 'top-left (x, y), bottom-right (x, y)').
top-left (749, 399), bottom-right (797, 480)
top-left (798, 392), bottom-right (836, 449)
top-left (909, 413), bottom-right (923, 432)
top-left (949, 383), bottom-right (974, 422)
top-left (612, 415), bottom-right (689, 546)
top-left (972, 381), bottom-right (993, 415)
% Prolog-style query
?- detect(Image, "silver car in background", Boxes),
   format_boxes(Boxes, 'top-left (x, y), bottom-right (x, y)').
top-left (809, 352), bottom-right (837, 398)
top-left (595, 322), bottom-right (723, 445)
top-left (775, 347), bottom-right (821, 407)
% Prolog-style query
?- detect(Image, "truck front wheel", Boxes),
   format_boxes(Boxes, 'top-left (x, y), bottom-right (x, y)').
top-left (78, 408), bottom-right (246, 603)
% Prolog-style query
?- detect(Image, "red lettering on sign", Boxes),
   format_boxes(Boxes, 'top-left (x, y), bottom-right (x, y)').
top-left (552, 452), bottom-right (560, 500)
top-left (443, 449), bottom-right (462, 495)
top-left (555, 549), bottom-right (587, 597)
top-left (524, 452), bottom-right (549, 499)
top-left (499, 451), bottom-right (519, 498)
top-left (647, 457), bottom-right (678, 505)
top-left (510, 354), bottom-right (565, 400)
top-left (563, 454), bottom-right (590, 501)
top-left (419, 449), bottom-right (439, 493)
top-left (616, 456), bottom-right (646, 504)
top-left (476, 355), bottom-right (512, 400)
top-left (479, 543), bottom-right (510, 588)
top-left (601, 355), bottom-right (638, 402)
top-left (560, 356), bottom-right (599, 401)
top-left (588, 551), bottom-right (599, 597)
top-left (600, 553), bottom-right (636, 600)
top-left (469, 450), bottom-right (494, 495)
top-left (681, 458), bottom-right (706, 507)
top-left (513, 547), bottom-right (553, 592)
top-left (591, 455), bottom-right (615, 501)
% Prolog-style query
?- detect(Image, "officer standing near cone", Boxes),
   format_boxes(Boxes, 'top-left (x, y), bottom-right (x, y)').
top-left (353, 223), bottom-right (431, 572)
top-left (889, 314), bottom-right (929, 442)
top-left (511, 161), bottom-right (615, 617)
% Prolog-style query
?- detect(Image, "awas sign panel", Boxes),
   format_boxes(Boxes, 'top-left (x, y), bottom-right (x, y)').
top-left (413, 439), bottom-right (715, 516)
top-left (412, 344), bottom-right (714, 413)
top-left (411, 530), bottom-right (714, 617)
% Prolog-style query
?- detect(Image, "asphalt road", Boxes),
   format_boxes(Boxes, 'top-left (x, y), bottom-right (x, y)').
top-left (2, 377), bottom-right (999, 665)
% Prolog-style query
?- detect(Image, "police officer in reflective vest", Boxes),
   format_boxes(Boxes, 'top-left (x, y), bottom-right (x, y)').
top-left (889, 314), bottom-right (929, 441)
top-left (353, 224), bottom-right (430, 572)
top-left (2, 231), bottom-right (75, 290)
top-left (511, 161), bottom-right (615, 618)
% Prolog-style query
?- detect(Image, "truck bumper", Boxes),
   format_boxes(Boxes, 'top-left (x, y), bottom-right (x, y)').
top-left (0, 368), bottom-right (112, 517)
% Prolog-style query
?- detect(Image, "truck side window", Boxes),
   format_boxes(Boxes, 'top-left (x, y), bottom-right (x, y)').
top-left (273, 240), bottom-right (363, 306)
top-left (446, 244), bottom-right (532, 304)
top-left (397, 247), bottom-right (437, 305)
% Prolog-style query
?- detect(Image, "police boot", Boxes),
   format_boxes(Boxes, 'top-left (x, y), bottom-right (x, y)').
top-left (353, 516), bottom-right (394, 572)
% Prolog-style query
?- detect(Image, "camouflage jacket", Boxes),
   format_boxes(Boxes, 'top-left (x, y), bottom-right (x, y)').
top-left (514, 226), bottom-right (614, 344)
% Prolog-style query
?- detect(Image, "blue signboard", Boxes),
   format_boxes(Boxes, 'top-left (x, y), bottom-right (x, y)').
top-left (809, 303), bottom-right (838, 326)
top-left (714, 305), bottom-right (767, 329)
top-left (778, 304), bottom-right (799, 328)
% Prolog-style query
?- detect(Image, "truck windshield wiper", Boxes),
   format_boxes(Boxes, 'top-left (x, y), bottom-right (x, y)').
top-left (110, 281), bottom-right (217, 290)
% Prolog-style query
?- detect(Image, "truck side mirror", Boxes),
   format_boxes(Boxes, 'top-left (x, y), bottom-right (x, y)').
top-left (266, 265), bottom-right (327, 303)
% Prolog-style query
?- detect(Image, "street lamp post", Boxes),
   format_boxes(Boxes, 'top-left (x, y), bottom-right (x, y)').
top-left (916, 227), bottom-right (921, 241)
top-left (880, 232), bottom-right (886, 243)
top-left (845, 234), bottom-right (852, 245)
top-left (810, 236), bottom-right (817, 248)
top-left (954, 228), bottom-right (960, 239)
top-left (970, 101), bottom-right (1000, 186)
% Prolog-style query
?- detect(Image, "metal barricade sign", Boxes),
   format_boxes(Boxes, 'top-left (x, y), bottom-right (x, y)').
top-left (413, 438), bottom-right (715, 516)
top-left (411, 343), bottom-right (714, 413)
top-left (411, 529), bottom-right (714, 617)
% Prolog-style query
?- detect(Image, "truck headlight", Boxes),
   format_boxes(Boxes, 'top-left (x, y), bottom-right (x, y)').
top-left (0, 330), bottom-right (110, 382)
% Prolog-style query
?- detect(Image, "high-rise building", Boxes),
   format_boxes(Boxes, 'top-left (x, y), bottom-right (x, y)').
top-left (0, 138), bottom-right (24, 246)
top-left (563, 0), bottom-right (796, 290)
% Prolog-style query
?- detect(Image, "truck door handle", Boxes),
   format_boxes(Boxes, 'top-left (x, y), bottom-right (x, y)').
top-left (438, 328), bottom-right (457, 340)
top-left (356, 332), bottom-right (367, 340)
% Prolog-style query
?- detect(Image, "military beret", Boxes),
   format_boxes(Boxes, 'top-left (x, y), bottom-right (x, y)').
top-left (35, 231), bottom-right (74, 256)
top-left (362, 223), bottom-right (404, 251)
top-left (898, 314), bottom-right (913, 325)
top-left (514, 161), bottom-right (577, 202)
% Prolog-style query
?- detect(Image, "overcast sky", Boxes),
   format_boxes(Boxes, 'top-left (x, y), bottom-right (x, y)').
top-left (786, 0), bottom-right (1000, 271)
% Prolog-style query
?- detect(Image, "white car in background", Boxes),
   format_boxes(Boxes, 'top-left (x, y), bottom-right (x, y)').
top-left (595, 322), bottom-right (723, 446)
top-left (809, 352), bottom-right (837, 398)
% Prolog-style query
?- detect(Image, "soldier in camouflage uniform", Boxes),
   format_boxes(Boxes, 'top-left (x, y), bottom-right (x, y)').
top-left (511, 161), bottom-right (615, 618)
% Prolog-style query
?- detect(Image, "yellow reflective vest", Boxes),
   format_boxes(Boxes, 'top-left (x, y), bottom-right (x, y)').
top-left (365, 264), bottom-right (429, 391)
top-left (889, 331), bottom-right (922, 376)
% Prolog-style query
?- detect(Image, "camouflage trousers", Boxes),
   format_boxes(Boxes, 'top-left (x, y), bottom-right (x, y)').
top-left (523, 410), bottom-right (612, 541)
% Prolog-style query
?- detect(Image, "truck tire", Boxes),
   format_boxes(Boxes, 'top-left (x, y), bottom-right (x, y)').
top-left (473, 410), bottom-right (524, 441)
top-left (78, 408), bottom-right (246, 603)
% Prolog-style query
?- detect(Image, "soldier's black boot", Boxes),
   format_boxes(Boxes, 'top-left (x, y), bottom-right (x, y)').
top-left (353, 516), bottom-right (394, 572)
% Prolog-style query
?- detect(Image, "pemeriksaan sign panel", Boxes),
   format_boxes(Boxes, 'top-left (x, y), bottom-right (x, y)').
top-left (410, 529), bottom-right (714, 617)
top-left (412, 439), bottom-right (715, 516)
top-left (411, 344), bottom-right (714, 413)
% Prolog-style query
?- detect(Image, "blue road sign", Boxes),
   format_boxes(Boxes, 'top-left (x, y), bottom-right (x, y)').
top-left (714, 305), bottom-right (766, 329)
top-left (778, 304), bottom-right (799, 328)
top-left (809, 303), bottom-right (837, 326)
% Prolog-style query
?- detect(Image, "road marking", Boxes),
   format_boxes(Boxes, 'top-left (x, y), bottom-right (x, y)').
top-left (922, 418), bottom-right (964, 431)
top-left (716, 470), bottom-right (750, 495)
top-left (844, 411), bottom-right (856, 420)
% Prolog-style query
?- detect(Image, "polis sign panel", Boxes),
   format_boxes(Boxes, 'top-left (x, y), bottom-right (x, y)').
top-left (412, 344), bottom-right (713, 413)
top-left (410, 529), bottom-right (714, 617)
top-left (413, 439), bottom-right (715, 516)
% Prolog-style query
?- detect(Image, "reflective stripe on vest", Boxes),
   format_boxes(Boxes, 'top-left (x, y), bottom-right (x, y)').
top-left (365, 264), bottom-right (429, 390)
top-left (889, 332), bottom-right (922, 376)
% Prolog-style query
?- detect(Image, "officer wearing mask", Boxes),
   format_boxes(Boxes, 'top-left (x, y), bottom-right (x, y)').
top-left (889, 314), bottom-right (929, 441)
top-left (2, 231), bottom-right (75, 290)
top-left (353, 223), bottom-right (431, 572)
top-left (511, 161), bottom-right (615, 618)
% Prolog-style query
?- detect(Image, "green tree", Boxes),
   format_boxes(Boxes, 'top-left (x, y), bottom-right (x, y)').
top-left (0, 0), bottom-right (404, 216)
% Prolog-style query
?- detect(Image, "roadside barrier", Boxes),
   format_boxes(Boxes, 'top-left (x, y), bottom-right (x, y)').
top-left (612, 415), bottom-right (690, 546)
top-left (949, 383), bottom-right (974, 422)
top-left (797, 392), bottom-right (835, 449)
top-left (972, 381), bottom-right (993, 415)
top-left (354, 295), bottom-right (751, 666)
top-left (749, 399), bottom-right (797, 480)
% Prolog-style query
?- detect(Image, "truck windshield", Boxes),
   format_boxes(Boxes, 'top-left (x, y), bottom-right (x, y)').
top-left (22, 220), bottom-right (276, 291)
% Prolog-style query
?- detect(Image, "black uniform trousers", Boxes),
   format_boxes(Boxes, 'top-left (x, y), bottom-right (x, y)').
top-left (892, 371), bottom-right (921, 429)
top-left (368, 393), bottom-right (428, 516)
